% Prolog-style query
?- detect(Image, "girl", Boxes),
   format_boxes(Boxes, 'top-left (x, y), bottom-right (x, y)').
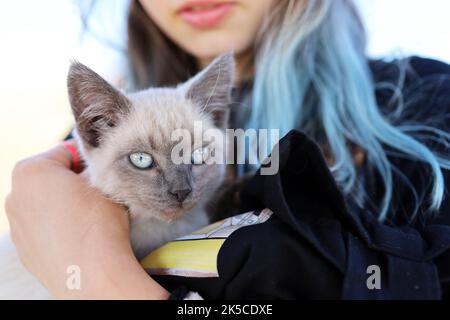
top-left (5, 0), bottom-right (450, 299)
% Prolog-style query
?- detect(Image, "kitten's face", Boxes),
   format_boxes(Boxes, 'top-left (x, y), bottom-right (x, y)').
top-left (68, 54), bottom-right (234, 221)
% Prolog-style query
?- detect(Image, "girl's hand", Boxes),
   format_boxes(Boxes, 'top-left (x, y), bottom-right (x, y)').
top-left (4, 142), bottom-right (169, 299)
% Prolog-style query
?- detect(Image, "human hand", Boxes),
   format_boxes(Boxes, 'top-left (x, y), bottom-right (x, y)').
top-left (5, 142), bottom-right (169, 299)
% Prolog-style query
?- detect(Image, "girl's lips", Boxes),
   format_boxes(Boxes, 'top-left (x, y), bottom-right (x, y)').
top-left (178, 1), bottom-right (234, 29)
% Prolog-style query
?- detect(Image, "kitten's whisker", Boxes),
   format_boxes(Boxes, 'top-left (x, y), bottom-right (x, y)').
top-left (201, 60), bottom-right (222, 113)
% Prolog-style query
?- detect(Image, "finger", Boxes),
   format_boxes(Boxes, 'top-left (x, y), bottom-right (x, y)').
top-left (41, 143), bottom-right (73, 169)
top-left (80, 170), bottom-right (90, 180)
top-left (4, 192), bottom-right (13, 220)
top-left (64, 140), bottom-right (86, 173)
top-left (41, 140), bottom-right (80, 171)
top-left (62, 140), bottom-right (84, 173)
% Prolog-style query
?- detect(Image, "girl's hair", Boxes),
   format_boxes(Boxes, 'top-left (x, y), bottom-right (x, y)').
top-left (126, 0), bottom-right (449, 222)
top-left (127, 1), bottom-right (197, 88)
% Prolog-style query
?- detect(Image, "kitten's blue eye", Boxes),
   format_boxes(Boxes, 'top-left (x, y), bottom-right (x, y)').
top-left (129, 152), bottom-right (154, 169)
top-left (191, 146), bottom-right (210, 165)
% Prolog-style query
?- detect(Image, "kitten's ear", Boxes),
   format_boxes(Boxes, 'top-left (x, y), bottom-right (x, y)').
top-left (67, 61), bottom-right (130, 148)
top-left (184, 52), bottom-right (235, 129)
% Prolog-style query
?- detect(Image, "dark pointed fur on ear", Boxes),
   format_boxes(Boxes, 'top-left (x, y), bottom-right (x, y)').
top-left (185, 52), bottom-right (235, 129)
top-left (67, 61), bottom-right (131, 148)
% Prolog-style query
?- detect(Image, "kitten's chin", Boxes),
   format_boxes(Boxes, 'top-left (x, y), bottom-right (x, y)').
top-left (130, 202), bottom-right (198, 223)
top-left (160, 202), bottom-right (197, 222)
top-left (160, 208), bottom-right (184, 222)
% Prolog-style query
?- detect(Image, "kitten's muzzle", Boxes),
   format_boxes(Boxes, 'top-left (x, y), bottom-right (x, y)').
top-left (166, 164), bottom-right (193, 203)
top-left (169, 186), bottom-right (192, 203)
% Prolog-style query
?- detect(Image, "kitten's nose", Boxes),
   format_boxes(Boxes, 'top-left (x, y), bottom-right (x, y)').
top-left (169, 187), bottom-right (192, 203)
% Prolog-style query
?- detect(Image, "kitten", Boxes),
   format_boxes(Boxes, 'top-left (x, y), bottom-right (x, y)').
top-left (68, 53), bottom-right (234, 259)
top-left (0, 53), bottom-right (235, 299)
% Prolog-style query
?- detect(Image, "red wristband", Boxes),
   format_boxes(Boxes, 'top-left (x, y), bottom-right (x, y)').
top-left (62, 141), bottom-right (80, 172)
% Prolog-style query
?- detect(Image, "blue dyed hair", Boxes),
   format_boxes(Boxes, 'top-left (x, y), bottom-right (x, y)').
top-left (249, 0), bottom-right (450, 221)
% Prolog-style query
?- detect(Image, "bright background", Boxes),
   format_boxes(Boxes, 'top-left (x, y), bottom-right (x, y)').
top-left (0, 0), bottom-right (449, 233)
